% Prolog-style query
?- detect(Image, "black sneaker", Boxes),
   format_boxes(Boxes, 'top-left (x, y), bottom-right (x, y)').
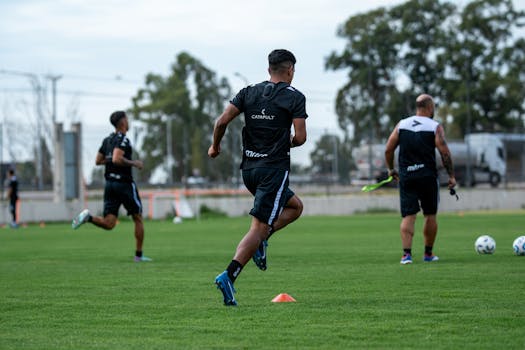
top-left (252, 240), bottom-right (268, 271)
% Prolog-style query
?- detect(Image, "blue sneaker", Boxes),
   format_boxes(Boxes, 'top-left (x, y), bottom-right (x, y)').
top-left (423, 254), bottom-right (439, 262)
top-left (400, 254), bottom-right (412, 264)
top-left (252, 240), bottom-right (268, 271)
top-left (215, 271), bottom-right (237, 306)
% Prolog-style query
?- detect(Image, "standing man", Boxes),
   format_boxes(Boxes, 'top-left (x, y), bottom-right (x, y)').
top-left (385, 94), bottom-right (456, 264)
top-left (72, 111), bottom-right (152, 262)
top-left (208, 49), bottom-right (307, 306)
top-left (6, 168), bottom-right (19, 228)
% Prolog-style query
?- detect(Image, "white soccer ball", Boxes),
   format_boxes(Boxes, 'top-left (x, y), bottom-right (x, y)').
top-left (475, 235), bottom-right (496, 254)
top-left (512, 236), bottom-right (525, 256)
top-left (173, 216), bottom-right (183, 224)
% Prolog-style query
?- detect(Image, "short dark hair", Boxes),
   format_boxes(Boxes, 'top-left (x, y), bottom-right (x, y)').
top-left (110, 111), bottom-right (126, 127)
top-left (8, 168), bottom-right (14, 176)
top-left (268, 49), bottom-right (296, 73)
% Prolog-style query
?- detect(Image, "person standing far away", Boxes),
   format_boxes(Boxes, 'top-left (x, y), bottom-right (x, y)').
top-left (6, 168), bottom-right (19, 229)
top-left (71, 111), bottom-right (152, 262)
top-left (384, 94), bottom-right (456, 265)
top-left (208, 49), bottom-right (308, 306)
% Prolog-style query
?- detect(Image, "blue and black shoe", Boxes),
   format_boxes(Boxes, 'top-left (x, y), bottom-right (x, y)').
top-left (423, 254), bottom-right (439, 262)
top-left (400, 254), bottom-right (413, 265)
top-left (252, 240), bottom-right (268, 271)
top-left (215, 271), bottom-right (237, 306)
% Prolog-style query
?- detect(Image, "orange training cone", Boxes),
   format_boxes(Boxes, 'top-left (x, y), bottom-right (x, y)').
top-left (271, 293), bottom-right (296, 303)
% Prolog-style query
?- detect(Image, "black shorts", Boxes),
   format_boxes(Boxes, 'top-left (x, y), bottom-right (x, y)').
top-left (242, 167), bottom-right (295, 226)
top-left (103, 180), bottom-right (142, 217)
top-left (399, 176), bottom-right (439, 217)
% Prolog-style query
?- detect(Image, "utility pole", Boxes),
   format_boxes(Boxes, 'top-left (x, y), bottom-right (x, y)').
top-left (47, 74), bottom-right (63, 201)
top-left (47, 75), bottom-right (62, 124)
top-left (366, 29), bottom-right (374, 181)
top-left (332, 134), bottom-right (339, 183)
top-left (31, 76), bottom-right (44, 190)
top-left (166, 116), bottom-right (173, 185)
top-left (465, 61), bottom-right (472, 187)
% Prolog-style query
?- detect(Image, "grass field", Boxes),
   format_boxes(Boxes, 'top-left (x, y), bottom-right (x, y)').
top-left (1, 212), bottom-right (524, 349)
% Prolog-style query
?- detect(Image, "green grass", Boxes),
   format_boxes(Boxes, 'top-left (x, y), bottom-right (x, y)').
top-left (1, 212), bottom-right (524, 349)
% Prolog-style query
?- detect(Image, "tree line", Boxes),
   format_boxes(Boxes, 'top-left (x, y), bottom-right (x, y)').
top-left (122, 0), bottom-right (523, 185)
top-left (326, 0), bottom-right (524, 142)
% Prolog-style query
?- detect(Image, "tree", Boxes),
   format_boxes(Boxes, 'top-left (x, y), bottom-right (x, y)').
top-left (444, 0), bottom-right (525, 134)
top-left (326, 8), bottom-right (401, 145)
top-left (309, 133), bottom-right (353, 184)
top-left (326, 0), bottom-right (525, 145)
top-left (130, 52), bottom-right (240, 184)
top-left (390, 0), bottom-right (457, 97)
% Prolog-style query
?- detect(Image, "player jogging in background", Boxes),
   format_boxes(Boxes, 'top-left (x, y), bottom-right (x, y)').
top-left (208, 49), bottom-right (308, 306)
top-left (384, 94), bottom-right (456, 265)
top-left (6, 168), bottom-right (19, 229)
top-left (72, 111), bottom-right (152, 262)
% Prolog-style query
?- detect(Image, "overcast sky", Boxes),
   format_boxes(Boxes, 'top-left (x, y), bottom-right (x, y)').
top-left (0, 0), bottom-right (523, 181)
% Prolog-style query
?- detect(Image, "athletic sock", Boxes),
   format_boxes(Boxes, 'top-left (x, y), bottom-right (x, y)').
top-left (403, 248), bottom-right (412, 256)
top-left (424, 246), bottom-right (433, 256)
top-left (135, 250), bottom-right (143, 258)
top-left (226, 260), bottom-right (243, 283)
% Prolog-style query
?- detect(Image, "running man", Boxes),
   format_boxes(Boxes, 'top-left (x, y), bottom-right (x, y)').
top-left (72, 111), bottom-right (151, 262)
top-left (208, 49), bottom-right (307, 306)
top-left (385, 94), bottom-right (456, 264)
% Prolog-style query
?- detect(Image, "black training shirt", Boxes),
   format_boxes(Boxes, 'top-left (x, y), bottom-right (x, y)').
top-left (8, 175), bottom-right (18, 200)
top-left (397, 115), bottom-right (439, 179)
top-left (231, 81), bottom-right (308, 170)
top-left (98, 132), bottom-right (134, 182)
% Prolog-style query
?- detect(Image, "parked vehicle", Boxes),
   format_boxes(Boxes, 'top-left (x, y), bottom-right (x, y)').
top-left (352, 133), bottom-right (506, 187)
top-left (464, 133), bottom-right (506, 187)
top-left (352, 143), bottom-right (389, 182)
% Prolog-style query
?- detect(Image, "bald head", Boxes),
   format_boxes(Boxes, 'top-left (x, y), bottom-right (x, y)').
top-left (415, 94), bottom-right (435, 118)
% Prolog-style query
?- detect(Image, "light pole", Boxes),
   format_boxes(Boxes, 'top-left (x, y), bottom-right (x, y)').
top-left (47, 74), bottom-right (63, 201)
top-left (332, 134), bottom-right (339, 183)
top-left (166, 116), bottom-right (173, 185)
top-left (465, 61), bottom-right (472, 187)
top-left (234, 72), bottom-right (248, 86)
top-left (366, 27), bottom-right (375, 182)
top-left (47, 75), bottom-right (62, 124)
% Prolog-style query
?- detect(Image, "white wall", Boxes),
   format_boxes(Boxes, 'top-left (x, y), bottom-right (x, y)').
top-left (3, 188), bottom-right (524, 224)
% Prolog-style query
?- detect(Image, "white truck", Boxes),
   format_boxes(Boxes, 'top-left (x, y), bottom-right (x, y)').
top-left (352, 133), bottom-right (506, 187)
top-left (462, 133), bottom-right (506, 187)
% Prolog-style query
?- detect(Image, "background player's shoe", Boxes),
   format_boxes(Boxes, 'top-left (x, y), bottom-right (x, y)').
top-left (400, 254), bottom-right (412, 264)
top-left (252, 239), bottom-right (268, 271)
top-left (134, 256), bottom-right (153, 262)
top-left (215, 271), bottom-right (237, 306)
top-left (423, 254), bottom-right (439, 262)
top-left (72, 209), bottom-right (90, 229)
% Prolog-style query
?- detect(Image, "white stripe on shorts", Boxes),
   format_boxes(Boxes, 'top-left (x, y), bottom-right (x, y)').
top-left (131, 182), bottom-right (142, 212)
top-left (268, 170), bottom-right (289, 225)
